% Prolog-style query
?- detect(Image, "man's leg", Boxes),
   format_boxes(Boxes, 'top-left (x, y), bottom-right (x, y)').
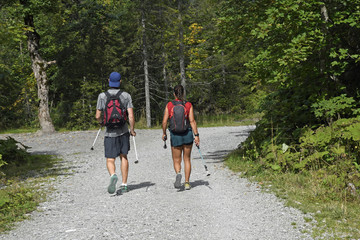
top-left (119, 154), bottom-right (129, 184)
top-left (106, 157), bottom-right (118, 194)
top-left (106, 158), bottom-right (116, 175)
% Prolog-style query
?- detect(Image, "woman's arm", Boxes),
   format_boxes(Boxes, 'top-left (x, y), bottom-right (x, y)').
top-left (189, 105), bottom-right (200, 146)
top-left (162, 105), bottom-right (169, 141)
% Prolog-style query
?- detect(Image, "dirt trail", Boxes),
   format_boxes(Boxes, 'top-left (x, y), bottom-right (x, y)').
top-left (0, 126), bottom-right (313, 240)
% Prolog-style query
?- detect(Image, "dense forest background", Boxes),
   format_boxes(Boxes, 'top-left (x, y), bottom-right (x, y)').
top-left (1, 0), bottom-right (261, 132)
top-left (1, 0), bottom-right (360, 178)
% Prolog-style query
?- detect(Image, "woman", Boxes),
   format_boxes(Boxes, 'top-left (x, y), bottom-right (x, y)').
top-left (162, 85), bottom-right (200, 190)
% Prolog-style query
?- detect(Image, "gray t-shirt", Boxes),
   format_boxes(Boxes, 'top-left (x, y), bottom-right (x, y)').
top-left (96, 89), bottom-right (134, 137)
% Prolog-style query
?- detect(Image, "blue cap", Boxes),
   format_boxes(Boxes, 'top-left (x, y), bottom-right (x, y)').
top-left (109, 72), bottom-right (121, 88)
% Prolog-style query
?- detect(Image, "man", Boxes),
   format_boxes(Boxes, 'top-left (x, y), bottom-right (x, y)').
top-left (95, 72), bottom-right (136, 194)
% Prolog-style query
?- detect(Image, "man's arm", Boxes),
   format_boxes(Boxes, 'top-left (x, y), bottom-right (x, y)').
top-left (127, 108), bottom-right (136, 136)
top-left (95, 109), bottom-right (102, 125)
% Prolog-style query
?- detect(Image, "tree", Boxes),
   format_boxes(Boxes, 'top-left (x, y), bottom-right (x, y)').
top-left (20, 0), bottom-right (56, 133)
top-left (178, 0), bottom-right (186, 97)
top-left (141, 3), bottom-right (151, 128)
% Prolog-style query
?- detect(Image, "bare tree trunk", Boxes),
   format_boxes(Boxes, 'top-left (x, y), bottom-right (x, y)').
top-left (23, 10), bottom-right (56, 134)
top-left (221, 51), bottom-right (226, 84)
top-left (142, 9), bottom-right (151, 128)
top-left (320, 3), bottom-right (338, 82)
top-left (163, 53), bottom-right (169, 103)
top-left (178, 0), bottom-right (186, 98)
top-left (319, 4), bottom-right (329, 75)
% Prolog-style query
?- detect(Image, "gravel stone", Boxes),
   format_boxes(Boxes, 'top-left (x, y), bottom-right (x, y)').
top-left (0, 126), bottom-right (314, 239)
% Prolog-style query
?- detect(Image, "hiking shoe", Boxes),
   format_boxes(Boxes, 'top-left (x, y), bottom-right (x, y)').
top-left (120, 185), bottom-right (129, 193)
top-left (108, 174), bottom-right (118, 194)
top-left (184, 182), bottom-right (191, 190)
top-left (174, 173), bottom-right (182, 189)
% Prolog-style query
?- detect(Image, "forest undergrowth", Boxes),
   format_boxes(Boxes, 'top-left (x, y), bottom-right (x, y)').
top-left (0, 137), bottom-right (62, 232)
top-left (227, 113), bottom-right (360, 239)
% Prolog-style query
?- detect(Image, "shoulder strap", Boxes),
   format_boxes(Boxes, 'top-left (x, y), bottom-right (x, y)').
top-left (104, 90), bottom-right (111, 98)
top-left (105, 90), bottom-right (122, 99)
top-left (115, 90), bottom-right (122, 98)
top-left (172, 100), bottom-right (185, 106)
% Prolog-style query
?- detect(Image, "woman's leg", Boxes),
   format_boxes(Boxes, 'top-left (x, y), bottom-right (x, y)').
top-left (171, 146), bottom-right (183, 173)
top-left (183, 144), bottom-right (193, 182)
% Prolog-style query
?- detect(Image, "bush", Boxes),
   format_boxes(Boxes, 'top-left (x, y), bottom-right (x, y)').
top-left (0, 137), bottom-right (31, 168)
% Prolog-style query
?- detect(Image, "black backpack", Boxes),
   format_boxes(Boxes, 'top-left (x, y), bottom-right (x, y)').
top-left (103, 90), bottom-right (127, 128)
top-left (169, 101), bottom-right (190, 133)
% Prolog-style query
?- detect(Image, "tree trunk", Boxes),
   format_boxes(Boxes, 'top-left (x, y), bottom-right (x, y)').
top-left (23, 11), bottom-right (56, 134)
top-left (221, 51), bottom-right (226, 84)
top-left (178, 0), bottom-right (186, 98)
top-left (142, 9), bottom-right (151, 128)
top-left (163, 53), bottom-right (169, 103)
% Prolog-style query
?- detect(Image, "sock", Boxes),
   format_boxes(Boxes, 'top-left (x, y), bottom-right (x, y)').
top-left (121, 183), bottom-right (127, 186)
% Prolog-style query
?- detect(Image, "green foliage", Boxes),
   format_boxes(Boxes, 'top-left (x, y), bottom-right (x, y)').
top-left (312, 94), bottom-right (356, 125)
top-left (0, 152), bottom-right (62, 233)
top-left (226, 150), bottom-right (360, 239)
top-left (240, 117), bottom-right (360, 194)
top-left (0, 184), bottom-right (40, 232)
top-left (0, 137), bottom-right (31, 168)
top-left (223, 0), bottom-right (360, 213)
top-left (0, 154), bottom-right (6, 169)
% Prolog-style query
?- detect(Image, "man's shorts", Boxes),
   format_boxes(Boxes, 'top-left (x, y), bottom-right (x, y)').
top-left (104, 132), bottom-right (130, 158)
top-left (170, 128), bottom-right (194, 147)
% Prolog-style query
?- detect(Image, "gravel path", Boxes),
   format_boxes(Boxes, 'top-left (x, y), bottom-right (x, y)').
top-left (0, 126), bottom-right (314, 240)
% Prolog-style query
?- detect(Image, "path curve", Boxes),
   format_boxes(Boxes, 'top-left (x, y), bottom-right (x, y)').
top-left (0, 126), bottom-right (313, 240)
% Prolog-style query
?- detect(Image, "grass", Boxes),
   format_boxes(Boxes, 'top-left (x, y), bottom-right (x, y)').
top-left (196, 113), bottom-right (261, 127)
top-left (225, 150), bottom-right (360, 239)
top-left (0, 154), bottom-right (62, 233)
top-left (0, 128), bottom-right (38, 134)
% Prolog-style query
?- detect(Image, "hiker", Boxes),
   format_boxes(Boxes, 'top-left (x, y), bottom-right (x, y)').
top-left (162, 84), bottom-right (200, 190)
top-left (95, 72), bottom-right (136, 194)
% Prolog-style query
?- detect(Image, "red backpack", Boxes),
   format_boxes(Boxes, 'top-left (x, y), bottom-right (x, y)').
top-left (169, 101), bottom-right (190, 133)
top-left (103, 90), bottom-right (127, 128)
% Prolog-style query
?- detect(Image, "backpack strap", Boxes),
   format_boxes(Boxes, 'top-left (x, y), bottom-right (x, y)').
top-left (104, 90), bottom-right (111, 99)
top-left (115, 90), bottom-right (122, 99)
top-left (172, 100), bottom-right (186, 106)
top-left (104, 90), bottom-right (123, 100)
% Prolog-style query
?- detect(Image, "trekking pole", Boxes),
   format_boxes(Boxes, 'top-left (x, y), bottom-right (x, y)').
top-left (132, 136), bottom-right (139, 164)
top-left (90, 127), bottom-right (102, 150)
top-left (196, 145), bottom-right (210, 176)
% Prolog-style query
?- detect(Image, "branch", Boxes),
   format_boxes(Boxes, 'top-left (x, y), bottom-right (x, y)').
top-left (46, 60), bottom-right (57, 65)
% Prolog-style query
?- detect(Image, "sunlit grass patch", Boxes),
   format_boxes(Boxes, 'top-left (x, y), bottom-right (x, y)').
top-left (0, 154), bottom-right (62, 233)
top-left (0, 128), bottom-right (38, 134)
top-left (196, 113), bottom-right (261, 127)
